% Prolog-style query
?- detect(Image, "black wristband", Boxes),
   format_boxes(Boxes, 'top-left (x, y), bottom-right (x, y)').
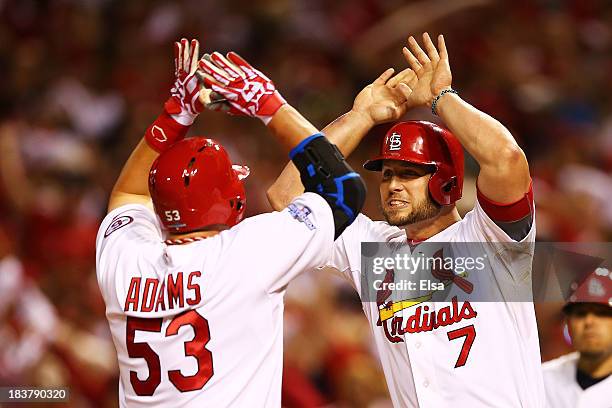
top-left (431, 88), bottom-right (458, 116)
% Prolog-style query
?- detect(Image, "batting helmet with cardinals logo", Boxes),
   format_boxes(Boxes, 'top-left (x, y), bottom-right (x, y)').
top-left (148, 137), bottom-right (249, 234)
top-left (563, 267), bottom-right (612, 313)
top-left (364, 121), bottom-right (464, 206)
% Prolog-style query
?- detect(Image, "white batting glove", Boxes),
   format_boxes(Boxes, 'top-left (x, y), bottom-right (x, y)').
top-left (164, 38), bottom-right (204, 126)
top-left (197, 52), bottom-right (286, 125)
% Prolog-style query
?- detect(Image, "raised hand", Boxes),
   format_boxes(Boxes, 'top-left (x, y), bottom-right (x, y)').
top-left (163, 38), bottom-right (204, 126)
top-left (351, 67), bottom-right (417, 126)
top-left (197, 52), bottom-right (286, 124)
top-left (398, 33), bottom-right (452, 108)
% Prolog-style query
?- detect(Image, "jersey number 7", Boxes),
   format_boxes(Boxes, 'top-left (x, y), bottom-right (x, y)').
top-left (446, 324), bottom-right (476, 368)
top-left (126, 310), bottom-right (214, 395)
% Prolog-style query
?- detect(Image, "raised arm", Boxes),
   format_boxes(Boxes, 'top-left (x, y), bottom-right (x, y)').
top-left (108, 39), bottom-right (205, 212)
top-left (198, 51), bottom-right (323, 147)
top-left (265, 68), bottom-right (417, 210)
top-left (198, 52), bottom-right (367, 237)
top-left (399, 33), bottom-right (530, 203)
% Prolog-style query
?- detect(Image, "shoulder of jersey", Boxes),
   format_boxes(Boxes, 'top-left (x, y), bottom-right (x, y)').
top-left (542, 352), bottom-right (579, 371)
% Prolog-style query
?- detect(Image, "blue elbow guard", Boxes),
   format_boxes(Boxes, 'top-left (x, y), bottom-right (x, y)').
top-left (290, 133), bottom-right (367, 239)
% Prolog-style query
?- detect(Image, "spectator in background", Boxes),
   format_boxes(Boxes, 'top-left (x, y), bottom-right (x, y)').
top-left (1, 0), bottom-right (612, 405)
top-left (542, 269), bottom-right (612, 408)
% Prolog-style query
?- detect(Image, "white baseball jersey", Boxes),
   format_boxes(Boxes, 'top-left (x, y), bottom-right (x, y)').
top-left (95, 193), bottom-right (333, 407)
top-left (321, 198), bottom-right (545, 407)
top-left (543, 352), bottom-right (612, 408)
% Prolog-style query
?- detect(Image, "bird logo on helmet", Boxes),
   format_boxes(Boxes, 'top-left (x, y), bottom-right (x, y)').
top-left (148, 137), bottom-right (249, 234)
top-left (363, 121), bottom-right (464, 206)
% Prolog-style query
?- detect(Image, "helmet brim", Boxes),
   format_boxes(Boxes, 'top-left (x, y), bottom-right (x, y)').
top-left (363, 158), bottom-right (383, 171)
top-left (363, 157), bottom-right (438, 172)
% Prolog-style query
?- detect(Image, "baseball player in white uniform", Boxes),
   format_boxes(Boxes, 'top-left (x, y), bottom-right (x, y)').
top-left (96, 39), bottom-right (366, 407)
top-left (267, 33), bottom-right (545, 407)
top-left (542, 270), bottom-right (612, 408)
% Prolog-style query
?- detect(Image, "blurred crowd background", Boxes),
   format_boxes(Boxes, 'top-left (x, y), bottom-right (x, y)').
top-left (0, 0), bottom-right (611, 407)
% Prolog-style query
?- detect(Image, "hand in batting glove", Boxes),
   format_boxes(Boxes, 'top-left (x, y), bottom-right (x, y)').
top-left (145, 38), bottom-right (204, 153)
top-left (164, 38), bottom-right (204, 126)
top-left (197, 52), bottom-right (286, 125)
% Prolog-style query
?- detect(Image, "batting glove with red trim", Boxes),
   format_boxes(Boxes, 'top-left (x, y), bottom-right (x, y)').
top-left (198, 52), bottom-right (286, 125)
top-left (164, 38), bottom-right (204, 126)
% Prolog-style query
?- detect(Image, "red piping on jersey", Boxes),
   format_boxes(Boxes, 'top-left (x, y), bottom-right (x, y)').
top-left (476, 180), bottom-right (534, 223)
top-left (164, 236), bottom-right (209, 245)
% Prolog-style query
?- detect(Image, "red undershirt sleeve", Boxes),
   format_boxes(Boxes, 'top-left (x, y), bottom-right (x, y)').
top-left (477, 180), bottom-right (534, 223)
top-left (476, 181), bottom-right (534, 241)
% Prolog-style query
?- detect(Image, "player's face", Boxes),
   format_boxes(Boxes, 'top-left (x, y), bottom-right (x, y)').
top-left (567, 303), bottom-right (612, 356)
top-left (379, 161), bottom-right (441, 226)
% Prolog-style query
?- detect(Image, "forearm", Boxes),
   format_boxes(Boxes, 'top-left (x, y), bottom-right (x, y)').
top-left (267, 104), bottom-right (319, 150)
top-left (322, 109), bottom-right (374, 156)
top-left (108, 139), bottom-right (158, 212)
top-left (436, 93), bottom-right (530, 201)
top-left (436, 94), bottom-right (521, 166)
top-left (267, 109), bottom-right (373, 210)
top-left (108, 38), bottom-right (203, 213)
top-left (108, 111), bottom-right (190, 212)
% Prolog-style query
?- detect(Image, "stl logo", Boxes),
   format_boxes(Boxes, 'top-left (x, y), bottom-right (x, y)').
top-left (388, 133), bottom-right (402, 151)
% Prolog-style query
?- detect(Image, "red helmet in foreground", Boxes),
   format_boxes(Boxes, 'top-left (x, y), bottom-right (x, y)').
top-left (149, 138), bottom-right (248, 234)
top-left (364, 121), bottom-right (464, 206)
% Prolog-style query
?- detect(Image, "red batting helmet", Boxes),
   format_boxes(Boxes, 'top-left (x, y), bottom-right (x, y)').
top-left (148, 138), bottom-right (249, 234)
top-left (364, 121), bottom-right (464, 206)
top-left (563, 267), bottom-right (612, 313)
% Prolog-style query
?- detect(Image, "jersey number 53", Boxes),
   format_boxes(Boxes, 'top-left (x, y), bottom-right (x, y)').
top-left (126, 310), bottom-right (214, 395)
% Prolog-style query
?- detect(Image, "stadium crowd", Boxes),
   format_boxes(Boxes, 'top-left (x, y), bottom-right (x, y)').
top-left (0, 0), bottom-right (611, 406)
